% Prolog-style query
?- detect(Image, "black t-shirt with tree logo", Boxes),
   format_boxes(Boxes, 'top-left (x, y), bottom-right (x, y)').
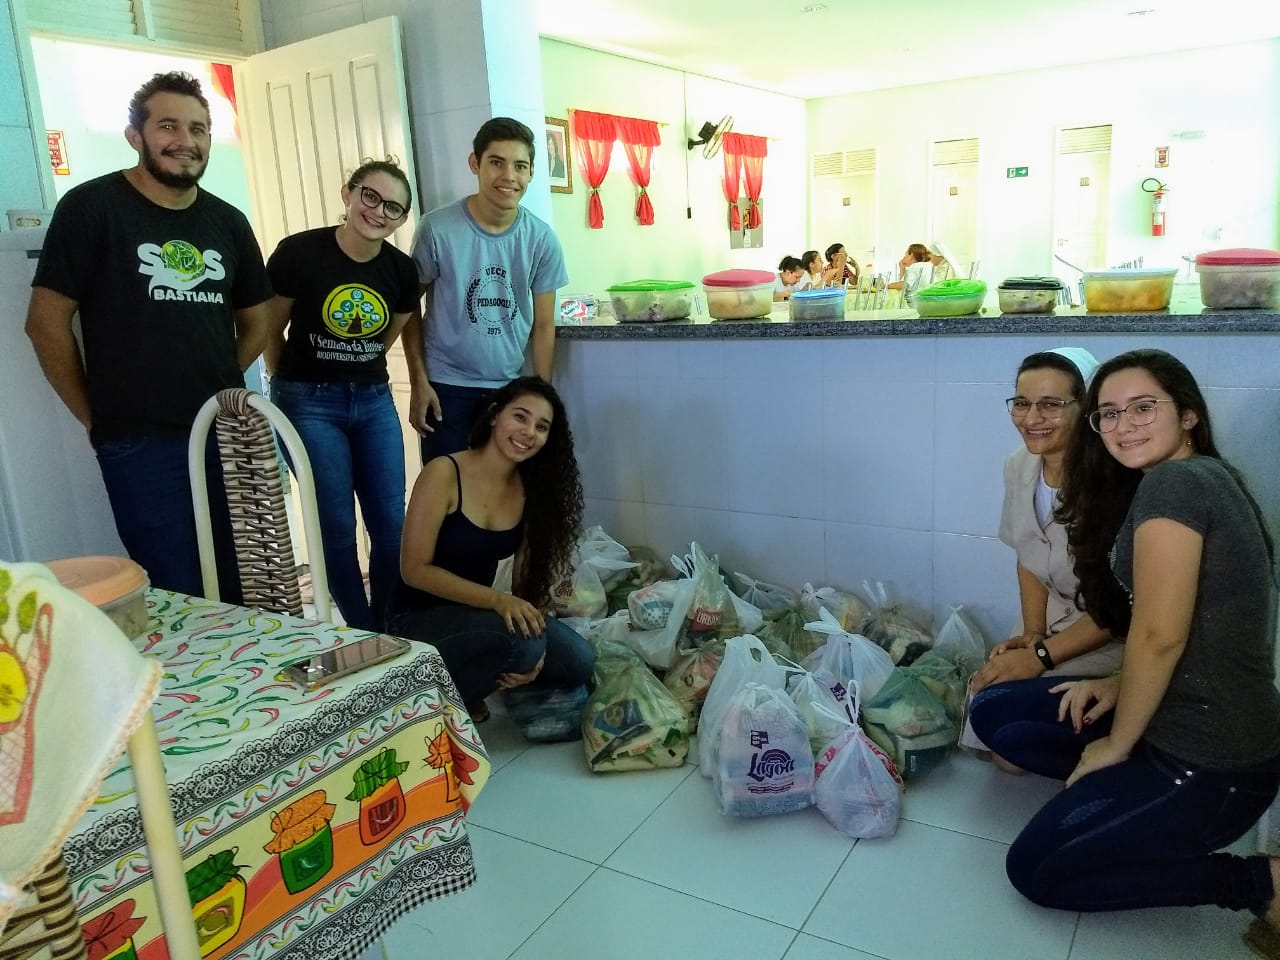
top-left (267, 227), bottom-right (419, 384)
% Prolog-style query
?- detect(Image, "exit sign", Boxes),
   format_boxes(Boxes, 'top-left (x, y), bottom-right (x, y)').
top-left (1006, 166), bottom-right (1029, 179)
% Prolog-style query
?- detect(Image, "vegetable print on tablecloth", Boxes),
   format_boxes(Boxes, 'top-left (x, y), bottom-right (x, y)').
top-left (62, 592), bottom-right (489, 960)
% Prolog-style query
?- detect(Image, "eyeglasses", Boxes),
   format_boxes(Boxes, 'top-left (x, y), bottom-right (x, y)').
top-left (1088, 398), bottom-right (1177, 433)
top-left (354, 184), bottom-right (407, 221)
top-left (1006, 398), bottom-right (1076, 421)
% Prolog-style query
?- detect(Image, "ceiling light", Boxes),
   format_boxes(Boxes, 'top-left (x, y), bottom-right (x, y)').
top-left (1126, 8), bottom-right (1157, 15)
top-left (800, 3), bottom-right (828, 13)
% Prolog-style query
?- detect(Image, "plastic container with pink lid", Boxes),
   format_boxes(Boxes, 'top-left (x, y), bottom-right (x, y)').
top-left (702, 269), bottom-right (776, 319)
top-left (46, 555), bottom-right (151, 638)
top-left (1194, 248), bottom-right (1280, 309)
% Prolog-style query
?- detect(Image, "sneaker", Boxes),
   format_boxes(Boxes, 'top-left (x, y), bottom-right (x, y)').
top-left (466, 700), bottom-right (491, 724)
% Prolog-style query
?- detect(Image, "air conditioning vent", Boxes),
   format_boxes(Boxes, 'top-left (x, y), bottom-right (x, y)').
top-left (933, 138), bottom-right (979, 166)
top-left (1059, 124), bottom-right (1113, 154)
top-left (812, 147), bottom-right (876, 177)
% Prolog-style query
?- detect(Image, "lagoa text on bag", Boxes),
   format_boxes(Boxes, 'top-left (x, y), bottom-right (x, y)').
top-left (746, 729), bottom-right (799, 791)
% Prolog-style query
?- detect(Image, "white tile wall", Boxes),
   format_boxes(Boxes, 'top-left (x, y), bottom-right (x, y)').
top-left (555, 330), bottom-right (1280, 640)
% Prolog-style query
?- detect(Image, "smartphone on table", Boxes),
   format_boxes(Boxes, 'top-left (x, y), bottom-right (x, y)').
top-left (284, 633), bottom-right (412, 690)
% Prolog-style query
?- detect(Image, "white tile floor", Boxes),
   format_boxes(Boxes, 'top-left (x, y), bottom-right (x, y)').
top-left (375, 704), bottom-right (1263, 960)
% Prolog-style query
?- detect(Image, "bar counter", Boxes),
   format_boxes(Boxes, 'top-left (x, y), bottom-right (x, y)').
top-left (556, 292), bottom-right (1280, 339)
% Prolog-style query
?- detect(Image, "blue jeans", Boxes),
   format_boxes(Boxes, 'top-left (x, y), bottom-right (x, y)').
top-left (418, 382), bottom-right (493, 464)
top-left (95, 433), bottom-right (241, 602)
top-left (271, 380), bottom-right (406, 631)
top-left (971, 677), bottom-right (1280, 913)
top-left (388, 605), bottom-right (595, 706)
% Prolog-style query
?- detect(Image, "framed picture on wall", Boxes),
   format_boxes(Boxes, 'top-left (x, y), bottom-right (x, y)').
top-left (545, 116), bottom-right (573, 194)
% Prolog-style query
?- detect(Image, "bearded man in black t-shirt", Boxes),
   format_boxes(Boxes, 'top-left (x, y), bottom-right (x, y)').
top-left (25, 71), bottom-right (273, 599)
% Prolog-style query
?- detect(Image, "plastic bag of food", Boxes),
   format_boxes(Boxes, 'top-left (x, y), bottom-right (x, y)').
top-left (859, 581), bottom-right (934, 666)
top-left (734, 573), bottom-right (797, 616)
top-left (668, 542), bottom-right (740, 650)
top-left (799, 582), bottom-right (869, 632)
top-left (714, 682), bottom-right (815, 817)
top-left (815, 723), bottom-right (904, 839)
top-left (698, 634), bottom-right (786, 775)
top-left (787, 670), bottom-right (852, 757)
top-left (604, 545), bottom-right (672, 615)
top-left (756, 623), bottom-right (796, 663)
top-left (503, 684), bottom-right (589, 743)
top-left (764, 605), bottom-right (822, 659)
top-left (552, 526), bottom-right (639, 618)
top-left (583, 660), bottom-right (690, 772)
top-left (628, 579), bottom-right (683, 631)
top-left (663, 639), bottom-right (724, 730)
top-left (863, 662), bottom-right (957, 779)
top-left (799, 608), bottom-right (895, 704)
top-left (901, 650), bottom-right (968, 727)
top-left (933, 605), bottom-right (987, 680)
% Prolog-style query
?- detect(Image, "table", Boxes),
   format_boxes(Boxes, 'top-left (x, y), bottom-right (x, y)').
top-left (62, 590), bottom-right (490, 960)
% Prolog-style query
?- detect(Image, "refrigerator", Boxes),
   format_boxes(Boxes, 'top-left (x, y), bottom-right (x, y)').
top-left (0, 226), bottom-right (125, 562)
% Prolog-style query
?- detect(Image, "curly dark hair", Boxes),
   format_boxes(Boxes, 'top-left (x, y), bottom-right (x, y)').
top-left (128, 71), bottom-right (210, 131)
top-left (467, 377), bottom-right (583, 608)
top-left (1056, 348), bottom-right (1273, 634)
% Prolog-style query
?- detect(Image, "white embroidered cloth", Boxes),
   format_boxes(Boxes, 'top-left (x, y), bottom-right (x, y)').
top-left (0, 561), bottom-right (161, 935)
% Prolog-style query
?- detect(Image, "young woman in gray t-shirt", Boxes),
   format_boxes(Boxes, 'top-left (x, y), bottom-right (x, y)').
top-left (969, 349), bottom-right (1280, 952)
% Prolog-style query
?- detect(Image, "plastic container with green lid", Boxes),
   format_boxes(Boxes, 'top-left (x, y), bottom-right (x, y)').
top-left (914, 278), bottom-right (987, 317)
top-left (997, 276), bottom-right (1064, 314)
top-left (606, 279), bottom-right (695, 322)
top-left (1194, 248), bottom-right (1280, 309)
top-left (790, 286), bottom-right (846, 321)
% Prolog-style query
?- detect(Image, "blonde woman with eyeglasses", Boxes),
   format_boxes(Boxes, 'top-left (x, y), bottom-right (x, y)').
top-left (264, 159), bottom-right (419, 631)
top-left (963, 348), bottom-right (1124, 760)
top-left (969, 349), bottom-right (1280, 949)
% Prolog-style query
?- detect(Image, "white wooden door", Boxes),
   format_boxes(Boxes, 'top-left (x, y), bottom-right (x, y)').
top-left (236, 17), bottom-right (421, 578)
top-left (1052, 151), bottom-right (1111, 272)
top-left (929, 162), bottom-right (979, 273)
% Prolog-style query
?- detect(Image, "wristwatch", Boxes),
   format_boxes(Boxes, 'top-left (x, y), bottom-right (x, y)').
top-left (1033, 638), bottom-right (1056, 671)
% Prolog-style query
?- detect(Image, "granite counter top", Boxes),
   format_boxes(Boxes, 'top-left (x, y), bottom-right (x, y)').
top-left (556, 293), bottom-right (1280, 340)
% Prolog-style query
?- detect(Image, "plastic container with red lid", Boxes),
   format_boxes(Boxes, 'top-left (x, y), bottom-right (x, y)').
top-left (1194, 248), bottom-right (1280, 309)
top-left (701, 269), bottom-right (776, 319)
top-left (46, 555), bottom-right (151, 638)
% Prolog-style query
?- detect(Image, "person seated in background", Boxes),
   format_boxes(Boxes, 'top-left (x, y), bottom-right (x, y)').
top-left (795, 249), bottom-right (824, 290)
top-left (928, 239), bottom-right (959, 282)
top-left (962, 348), bottom-right (1123, 769)
top-left (967, 349), bottom-right (1280, 957)
top-left (823, 243), bottom-right (859, 288)
top-left (774, 255), bottom-right (805, 301)
top-left (390, 376), bottom-right (595, 723)
top-left (887, 242), bottom-right (932, 305)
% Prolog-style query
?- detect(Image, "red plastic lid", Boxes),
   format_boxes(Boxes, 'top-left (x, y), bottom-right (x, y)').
top-left (701, 269), bottom-right (776, 287)
top-left (1194, 247), bottom-right (1280, 266)
top-left (47, 555), bottom-right (147, 605)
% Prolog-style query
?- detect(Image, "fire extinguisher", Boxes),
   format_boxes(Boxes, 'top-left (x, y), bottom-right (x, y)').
top-left (1142, 178), bottom-right (1168, 237)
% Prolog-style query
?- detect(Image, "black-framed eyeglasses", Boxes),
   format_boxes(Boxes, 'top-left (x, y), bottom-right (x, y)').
top-left (354, 184), bottom-right (408, 221)
top-left (1006, 397), bottom-right (1076, 421)
top-left (1088, 398), bottom-right (1177, 433)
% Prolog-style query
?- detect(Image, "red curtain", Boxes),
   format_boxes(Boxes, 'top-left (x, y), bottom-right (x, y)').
top-left (615, 116), bottom-right (660, 225)
top-left (571, 110), bottom-right (617, 229)
top-left (724, 132), bottom-right (767, 228)
top-left (720, 148), bottom-right (743, 231)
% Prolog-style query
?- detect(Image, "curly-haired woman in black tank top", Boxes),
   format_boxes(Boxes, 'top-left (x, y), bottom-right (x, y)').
top-left (389, 376), bottom-right (593, 722)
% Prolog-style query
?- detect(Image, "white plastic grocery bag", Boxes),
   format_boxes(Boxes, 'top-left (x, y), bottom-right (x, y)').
top-left (714, 682), bottom-right (815, 817)
top-left (933, 605), bottom-right (987, 679)
top-left (734, 573), bottom-right (797, 615)
top-left (787, 669), bottom-right (852, 757)
top-left (698, 634), bottom-right (785, 776)
top-left (815, 723), bottom-right (904, 839)
top-left (552, 526), bottom-right (639, 618)
top-left (799, 582), bottom-right (869, 631)
top-left (800, 608), bottom-right (895, 705)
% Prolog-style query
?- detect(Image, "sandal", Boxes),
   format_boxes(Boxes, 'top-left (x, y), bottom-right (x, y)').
top-left (466, 700), bottom-right (491, 724)
top-left (1245, 918), bottom-right (1280, 960)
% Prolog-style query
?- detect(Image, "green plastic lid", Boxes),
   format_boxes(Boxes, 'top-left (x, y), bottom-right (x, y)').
top-left (607, 279), bottom-right (695, 292)
top-left (916, 278), bottom-right (987, 299)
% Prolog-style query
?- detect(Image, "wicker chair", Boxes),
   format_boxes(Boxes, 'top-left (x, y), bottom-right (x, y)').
top-left (187, 389), bottom-right (332, 622)
top-left (0, 562), bottom-right (200, 960)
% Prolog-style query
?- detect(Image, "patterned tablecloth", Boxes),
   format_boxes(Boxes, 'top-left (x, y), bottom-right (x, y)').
top-left (62, 590), bottom-right (490, 960)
